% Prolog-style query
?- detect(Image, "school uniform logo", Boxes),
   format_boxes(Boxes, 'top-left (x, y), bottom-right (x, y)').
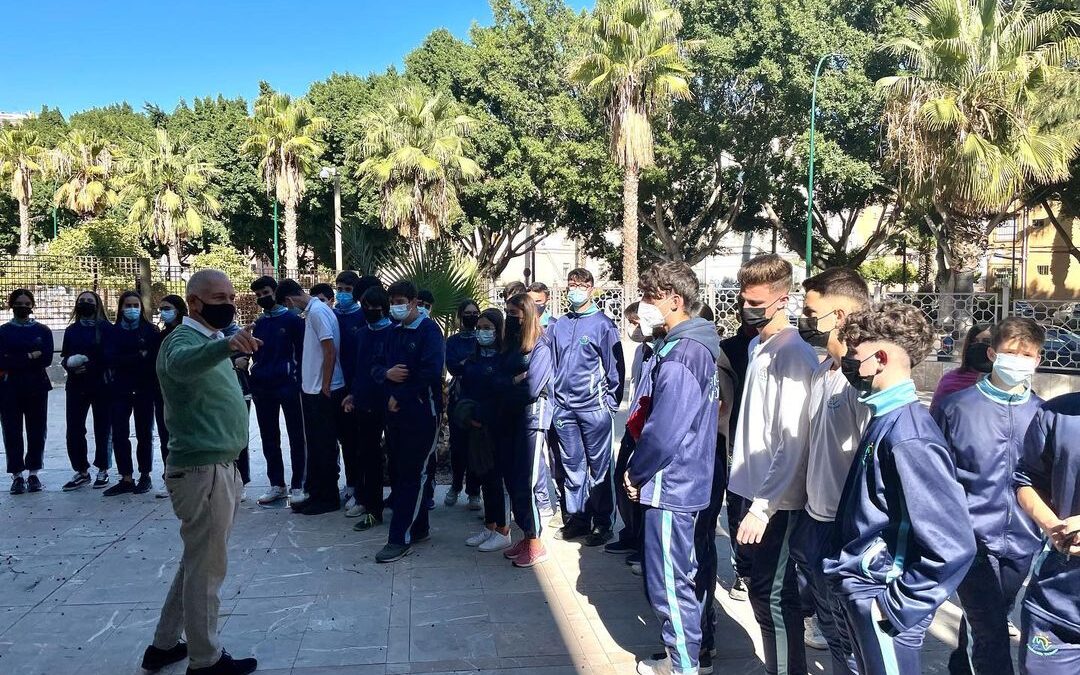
top-left (1027, 634), bottom-right (1059, 657)
top-left (579, 336), bottom-right (590, 346)
top-left (861, 443), bottom-right (875, 465)
top-left (827, 394), bottom-right (843, 409)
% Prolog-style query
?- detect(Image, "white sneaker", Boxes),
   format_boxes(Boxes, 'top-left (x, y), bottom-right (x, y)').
top-left (636, 655), bottom-right (674, 675)
top-left (444, 488), bottom-right (460, 507)
top-left (345, 503), bottom-right (367, 518)
top-left (478, 531), bottom-right (512, 552)
top-left (804, 616), bottom-right (828, 650)
top-left (466, 529), bottom-right (494, 547)
top-left (1008, 619), bottom-right (1020, 638)
top-left (155, 485), bottom-right (169, 499)
top-left (258, 486), bottom-right (287, 505)
top-left (289, 489), bottom-right (308, 506)
top-left (344, 495), bottom-right (357, 511)
top-left (240, 489), bottom-right (248, 503)
top-left (467, 495), bottom-right (482, 511)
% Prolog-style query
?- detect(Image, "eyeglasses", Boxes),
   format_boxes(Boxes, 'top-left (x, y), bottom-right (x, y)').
top-left (567, 282), bottom-right (591, 290)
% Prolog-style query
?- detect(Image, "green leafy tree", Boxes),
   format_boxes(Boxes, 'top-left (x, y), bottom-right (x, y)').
top-left (0, 125), bottom-right (48, 253)
top-left (378, 239), bottom-right (481, 330)
top-left (119, 129), bottom-right (222, 268)
top-left (189, 243), bottom-right (255, 288)
top-left (352, 87), bottom-right (482, 241)
top-left (51, 129), bottom-right (120, 223)
top-left (878, 0), bottom-right (1080, 291)
top-left (568, 0), bottom-right (697, 297)
top-left (243, 86), bottom-right (327, 274)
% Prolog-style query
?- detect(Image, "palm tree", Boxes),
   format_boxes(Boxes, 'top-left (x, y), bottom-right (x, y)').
top-left (242, 89), bottom-right (326, 274)
top-left (0, 125), bottom-right (47, 253)
top-left (119, 129), bottom-right (222, 268)
top-left (879, 0), bottom-right (1080, 292)
top-left (352, 87), bottom-right (481, 240)
top-left (568, 0), bottom-right (697, 299)
top-left (51, 129), bottom-right (120, 223)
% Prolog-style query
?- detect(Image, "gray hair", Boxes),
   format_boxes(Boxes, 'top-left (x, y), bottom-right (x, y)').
top-left (186, 269), bottom-right (229, 298)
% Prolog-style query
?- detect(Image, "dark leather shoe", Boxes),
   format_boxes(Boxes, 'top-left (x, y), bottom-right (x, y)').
top-left (141, 642), bottom-right (188, 671)
top-left (186, 650), bottom-right (257, 675)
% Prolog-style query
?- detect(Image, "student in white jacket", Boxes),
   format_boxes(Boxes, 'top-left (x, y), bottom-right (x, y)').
top-left (727, 254), bottom-right (819, 675)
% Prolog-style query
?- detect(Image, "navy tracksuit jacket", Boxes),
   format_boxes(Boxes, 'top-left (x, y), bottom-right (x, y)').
top-left (374, 315), bottom-right (445, 546)
top-left (1014, 393), bottom-right (1080, 674)
top-left (348, 317), bottom-right (394, 519)
top-left (934, 378), bottom-right (1043, 675)
top-left (250, 307), bottom-right (306, 490)
top-left (446, 330), bottom-right (480, 496)
top-left (104, 320), bottom-right (160, 478)
top-left (824, 383), bottom-right (976, 675)
top-left (628, 318), bottom-right (720, 674)
top-left (61, 319), bottom-right (112, 474)
top-left (334, 305), bottom-right (366, 489)
top-left (549, 306), bottom-right (625, 531)
top-left (0, 319), bottom-right (54, 475)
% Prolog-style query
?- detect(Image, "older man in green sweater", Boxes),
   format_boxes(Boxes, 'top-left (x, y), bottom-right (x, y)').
top-left (141, 269), bottom-right (262, 675)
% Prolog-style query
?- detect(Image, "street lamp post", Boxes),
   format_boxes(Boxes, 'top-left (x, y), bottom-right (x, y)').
top-left (806, 53), bottom-right (843, 276)
top-left (320, 167), bottom-right (343, 271)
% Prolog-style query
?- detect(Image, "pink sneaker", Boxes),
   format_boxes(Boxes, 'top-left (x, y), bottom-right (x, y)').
top-left (503, 540), bottom-right (528, 559)
top-left (512, 543), bottom-right (549, 568)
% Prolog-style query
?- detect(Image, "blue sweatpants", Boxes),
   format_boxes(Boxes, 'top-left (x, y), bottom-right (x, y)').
top-left (385, 413), bottom-right (439, 546)
top-left (553, 405), bottom-right (615, 531)
top-left (840, 594), bottom-right (932, 675)
top-left (694, 445), bottom-right (728, 654)
top-left (729, 499), bottom-right (806, 675)
top-left (528, 426), bottom-right (554, 516)
top-left (643, 507), bottom-right (702, 674)
top-left (789, 512), bottom-right (858, 674)
top-left (1020, 607), bottom-right (1080, 674)
top-left (950, 550), bottom-right (1034, 675)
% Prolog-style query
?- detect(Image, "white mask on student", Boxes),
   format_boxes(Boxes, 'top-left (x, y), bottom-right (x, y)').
top-left (992, 353), bottom-right (1037, 388)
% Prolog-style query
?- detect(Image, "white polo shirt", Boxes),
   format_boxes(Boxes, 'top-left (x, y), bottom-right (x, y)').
top-left (301, 297), bottom-right (345, 395)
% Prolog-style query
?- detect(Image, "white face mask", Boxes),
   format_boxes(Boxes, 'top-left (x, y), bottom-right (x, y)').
top-left (636, 300), bottom-right (669, 338)
top-left (992, 353), bottom-right (1037, 388)
top-left (629, 324), bottom-right (650, 343)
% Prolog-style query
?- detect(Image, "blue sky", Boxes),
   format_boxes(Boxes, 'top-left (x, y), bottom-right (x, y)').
top-left (1, 0), bottom-right (590, 116)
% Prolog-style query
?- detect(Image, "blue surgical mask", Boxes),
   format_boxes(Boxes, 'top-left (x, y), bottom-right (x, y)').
top-left (992, 353), bottom-right (1037, 388)
top-left (160, 309), bottom-right (177, 325)
top-left (123, 308), bottom-right (141, 323)
top-left (568, 289), bottom-right (589, 308)
top-left (476, 329), bottom-right (496, 346)
top-left (417, 306), bottom-right (430, 320)
top-left (335, 291), bottom-right (355, 308)
top-left (389, 304), bottom-right (410, 321)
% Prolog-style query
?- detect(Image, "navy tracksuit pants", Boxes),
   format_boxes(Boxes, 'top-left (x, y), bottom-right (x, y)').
top-left (643, 506), bottom-right (702, 674)
top-left (729, 498), bottom-right (807, 675)
top-left (253, 384), bottom-right (307, 490)
top-left (448, 415), bottom-right (481, 497)
top-left (949, 550), bottom-right (1034, 675)
top-left (301, 390), bottom-right (343, 504)
top-left (335, 404), bottom-right (361, 490)
top-left (547, 426), bottom-right (567, 513)
top-left (66, 383), bottom-right (111, 474)
top-left (789, 512), bottom-right (858, 674)
top-left (1018, 550), bottom-right (1080, 674)
top-left (0, 386), bottom-right (48, 474)
top-left (840, 594), bottom-right (933, 675)
top-left (507, 423), bottom-right (547, 538)
top-left (111, 387), bottom-right (155, 478)
top-left (553, 405), bottom-right (615, 531)
top-left (613, 432), bottom-right (643, 550)
top-left (355, 408), bottom-right (386, 520)
top-left (386, 412), bottom-right (438, 546)
top-left (694, 446), bottom-right (729, 655)
top-left (528, 426), bottom-right (555, 516)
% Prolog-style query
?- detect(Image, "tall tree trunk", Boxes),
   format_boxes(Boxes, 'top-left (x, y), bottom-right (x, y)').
top-left (167, 237), bottom-right (182, 270)
top-left (285, 200), bottom-right (299, 274)
top-left (622, 166), bottom-right (640, 303)
top-left (18, 196), bottom-right (31, 254)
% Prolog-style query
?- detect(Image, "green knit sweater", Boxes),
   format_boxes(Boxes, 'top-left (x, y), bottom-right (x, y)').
top-left (156, 324), bottom-right (248, 467)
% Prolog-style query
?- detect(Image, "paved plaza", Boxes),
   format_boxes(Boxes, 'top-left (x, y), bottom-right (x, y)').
top-left (0, 391), bottom-right (988, 674)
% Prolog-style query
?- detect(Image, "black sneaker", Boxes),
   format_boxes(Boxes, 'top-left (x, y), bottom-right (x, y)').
top-left (699, 648), bottom-right (714, 674)
top-left (299, 500), bottom-right (340, 516)
top-left (626, 550), bottom-right (642, 566)
top-left (141, 642), bottom-right (188, 671)
top-left (352, 514), bottom-right (383, 532)
top-left (583, 528), bottom-right (613, 547)
top-left (728, 576), bottom-right (749, 601)
top-left (92, 471), bottom-right (110, 488)
top-left (375, 543), bottom-right (411, 563)
top-left (553, 520), bottom-right (591, 541)
top-left (10, 476), bottom-right (26, 495)
top-left (604, 538), bottom-right (637, 555)
top-left (27, 475), bottom-right (43, 492)
top-left (63, 472), bottom-right (91, 491)
top-left (134, 475), bottom-right (152, 494)
top-left (411, 531), bottom-right (431, 544)
top-left (186, 650), bottom-right (257, 675)
top-left (103, 479), bottom-right (136, 497)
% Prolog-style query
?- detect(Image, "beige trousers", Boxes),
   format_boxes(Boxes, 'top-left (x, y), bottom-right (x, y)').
top-left (152, 462), bottom-right (242, 668)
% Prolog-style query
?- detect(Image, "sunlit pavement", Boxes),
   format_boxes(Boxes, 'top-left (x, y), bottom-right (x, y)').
top-left (0, 391), bottom-right (999, 674)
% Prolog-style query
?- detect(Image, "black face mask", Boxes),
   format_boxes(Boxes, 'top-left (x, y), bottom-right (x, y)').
top-left (363, 307), bottom-right (384, 324)
top-left (798, 312), bottom-right (835, 350)
top-left (76, 301), bottom-right (97, 318)
top-left (197, 300), bottom-right (236, 331)
top-left (12, 306), bottom-right (32, 320)
top-left (840, 353), bottom-right (877, 396)
top-left (535, 304), bottom-right (547, 317)
top-left (965, 341), bottom-right (993, 374)
top-left (505, 316), bottom-right (522, 337)
top-left (461, 315), bottom-right (479, 331)
top-left (256, 295), bottom-right (277, 311)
